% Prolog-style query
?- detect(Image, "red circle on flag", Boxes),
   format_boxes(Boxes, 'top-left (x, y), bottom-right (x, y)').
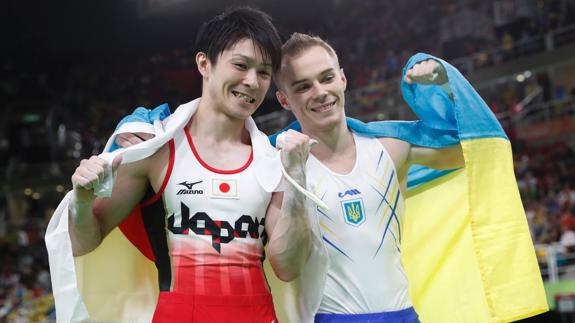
top-left (219, 183), bottom-right (230, 193)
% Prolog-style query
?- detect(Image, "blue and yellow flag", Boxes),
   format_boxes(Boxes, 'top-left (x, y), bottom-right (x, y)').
top-left (397, 53), bottom-right (546, 322)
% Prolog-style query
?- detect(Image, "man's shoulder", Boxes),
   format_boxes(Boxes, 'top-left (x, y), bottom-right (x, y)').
top-left (375, 136), bottom-right (410, 149)
top-left (373, 137), bottom-right (411, 171)
top-left (127, 138), bottom-right (173, 174)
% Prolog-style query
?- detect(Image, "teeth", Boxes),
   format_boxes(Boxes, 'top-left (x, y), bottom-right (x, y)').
top-left (232, 91), bottom-right (255, 104)
top-left (313, 102), bottom-right (335, 112)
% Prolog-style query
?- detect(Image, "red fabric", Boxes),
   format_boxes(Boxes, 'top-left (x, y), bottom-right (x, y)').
top-left (118, 207), bottom-right (155, 261)
top-left (152, 292), bottom-right (277, 323)
top-left (171, 242), bottom-right (269, 296)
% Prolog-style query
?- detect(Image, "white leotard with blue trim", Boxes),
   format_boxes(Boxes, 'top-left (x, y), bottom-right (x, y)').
top-left (307, 132), bottom-right (412, 314)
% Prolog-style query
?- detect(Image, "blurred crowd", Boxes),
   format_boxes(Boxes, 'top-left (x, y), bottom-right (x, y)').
top-left (3, 1), bottom-right (575, 163)
top-left (0, 200), bottom-right (54, 322)
top-left (517, 143), bottom-right (575, 247)
top-left (1, 0), bottom-right (575, 321)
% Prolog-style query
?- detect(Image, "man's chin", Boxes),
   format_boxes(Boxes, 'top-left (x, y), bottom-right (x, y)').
top-left (303, 115), bottom-right (344, 132)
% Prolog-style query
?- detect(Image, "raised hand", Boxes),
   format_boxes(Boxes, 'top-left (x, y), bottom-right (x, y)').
top-left (403, 59), bottom-right (447, 85)
top-left (71, 155), bottom-right (122, 202)
top-left (276, 130), bottom-right (316, 180)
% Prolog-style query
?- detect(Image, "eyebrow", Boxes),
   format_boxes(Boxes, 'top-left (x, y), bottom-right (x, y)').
top-left (290, 67), bottom-right (335, 88)
top-left (232, 54), bottom-right (272, 68)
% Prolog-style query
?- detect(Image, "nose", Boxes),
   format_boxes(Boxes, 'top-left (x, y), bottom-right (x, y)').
top-left (242, 68), bottom-right (259, 89)
top-left (311, 82), bottom-right (328, 102)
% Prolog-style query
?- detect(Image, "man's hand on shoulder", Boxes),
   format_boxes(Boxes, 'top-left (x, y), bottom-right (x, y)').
top-left (403, 59), bottom-right (447, 85)
top-left (115, 132), bottom-right (155, 148)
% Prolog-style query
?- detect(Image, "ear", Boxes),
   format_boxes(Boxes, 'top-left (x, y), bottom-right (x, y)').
top-left (340, 68), bottom-right (348, 91)
top-left (196, 52), bottom-right (209, 78)
top-left (276, 90), bottom-right (291, 111)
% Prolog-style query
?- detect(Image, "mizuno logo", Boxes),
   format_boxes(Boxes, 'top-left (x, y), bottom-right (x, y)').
top-left (338, 189), bottom-right (361, 198)
top-left (179, 181), bottom-right (202, 189)
top-left (177, 181), bottom-right (204, 195)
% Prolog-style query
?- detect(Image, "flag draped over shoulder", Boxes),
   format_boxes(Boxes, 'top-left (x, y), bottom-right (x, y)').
top-left (46, 98), bottom-right (283, 322)
top-left (267, 53), bottom-right (548, 323)
top-left (45, 102), bottom-right (183, 323)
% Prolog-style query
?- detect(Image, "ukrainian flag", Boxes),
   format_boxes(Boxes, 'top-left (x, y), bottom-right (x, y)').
top-left (398, 53), bottom-right (548, 322)
top-left (267, 53), bottom-right (548, 322)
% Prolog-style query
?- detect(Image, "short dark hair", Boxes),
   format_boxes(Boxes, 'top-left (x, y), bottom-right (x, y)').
top-left (195, 7), bottom-right (282, 72)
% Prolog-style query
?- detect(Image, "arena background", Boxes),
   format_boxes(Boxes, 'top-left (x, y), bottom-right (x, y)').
top-left (2, 0), bottom-right (575, 321)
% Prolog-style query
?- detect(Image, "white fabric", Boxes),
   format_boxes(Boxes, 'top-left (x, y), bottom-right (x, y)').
top-left (45, 98), bottom-right (283, 322)
top-left (270, 208), bottom-right (328, 323)
top-left (45, 192), bottom-right (90, 322)
top-left (309, 133), bottom-right (411, 313)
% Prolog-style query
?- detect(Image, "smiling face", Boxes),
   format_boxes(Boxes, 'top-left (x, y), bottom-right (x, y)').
top-left (276, 45), bottom-right (347, 133)
top-left (198, 38), bottom-right (273, 121)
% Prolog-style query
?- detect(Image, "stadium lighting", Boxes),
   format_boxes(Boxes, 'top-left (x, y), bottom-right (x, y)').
top-left (516, 74), bottom-right (525, 82)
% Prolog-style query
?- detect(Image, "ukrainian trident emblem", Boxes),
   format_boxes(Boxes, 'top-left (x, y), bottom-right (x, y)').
top-left (342, 199), bottom-right (365, 226)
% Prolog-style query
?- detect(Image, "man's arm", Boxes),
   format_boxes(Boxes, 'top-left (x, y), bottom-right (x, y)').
top-left (115, 132), bottom-right (155, 147)
top-left (379, 138), bottom-right (463, 190)
top-left (264, 130), bottom-right (313, 282)
top-left (403, 58), bottom-right (464, 170)
top-left (69, 154), bottom-right (150, 256)
top-left (408, 144), bottom-right (464, 170)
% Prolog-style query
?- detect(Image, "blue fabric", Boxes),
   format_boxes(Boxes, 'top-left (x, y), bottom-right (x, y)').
top-left (108, 103), bottom-right (171, 152)
top-left (314, 307), bottom-right (419, 323)
top-left (402, 53), bottom-right (507, 141)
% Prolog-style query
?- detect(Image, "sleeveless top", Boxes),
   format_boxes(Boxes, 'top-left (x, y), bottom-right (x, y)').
top-left (140, 126), bottom-right (272, 296)
top-left (307, 132), bottom-right (412, 313)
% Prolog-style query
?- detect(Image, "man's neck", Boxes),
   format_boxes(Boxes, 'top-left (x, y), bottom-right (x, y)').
top-left (305, 119), bottom-right (355, 163)
top-left (189, 97), bottom-right (248, 144)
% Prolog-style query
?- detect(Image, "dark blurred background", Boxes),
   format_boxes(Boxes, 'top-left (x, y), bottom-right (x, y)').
top-left (2, 0), bottom-right (575, 321)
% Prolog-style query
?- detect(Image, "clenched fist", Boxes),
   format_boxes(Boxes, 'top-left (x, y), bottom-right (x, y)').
top-left (276, 129), bottom-right (317, 177)
top-left (71, 155), bottom-right (122, 202)
top-left (403, 59), bottom-right (447, 85)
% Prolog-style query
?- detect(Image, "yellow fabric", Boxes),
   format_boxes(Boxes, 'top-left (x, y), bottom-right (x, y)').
top-left (264, 260), bottom-right (291, 323)
top-left (403, 138), bottom-right (547, 322)
top-left (75, 228), bottom-right (158, 322)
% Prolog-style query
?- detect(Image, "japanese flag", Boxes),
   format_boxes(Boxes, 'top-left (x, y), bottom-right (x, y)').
top-left (211, 179), bottom-right (238, 199)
